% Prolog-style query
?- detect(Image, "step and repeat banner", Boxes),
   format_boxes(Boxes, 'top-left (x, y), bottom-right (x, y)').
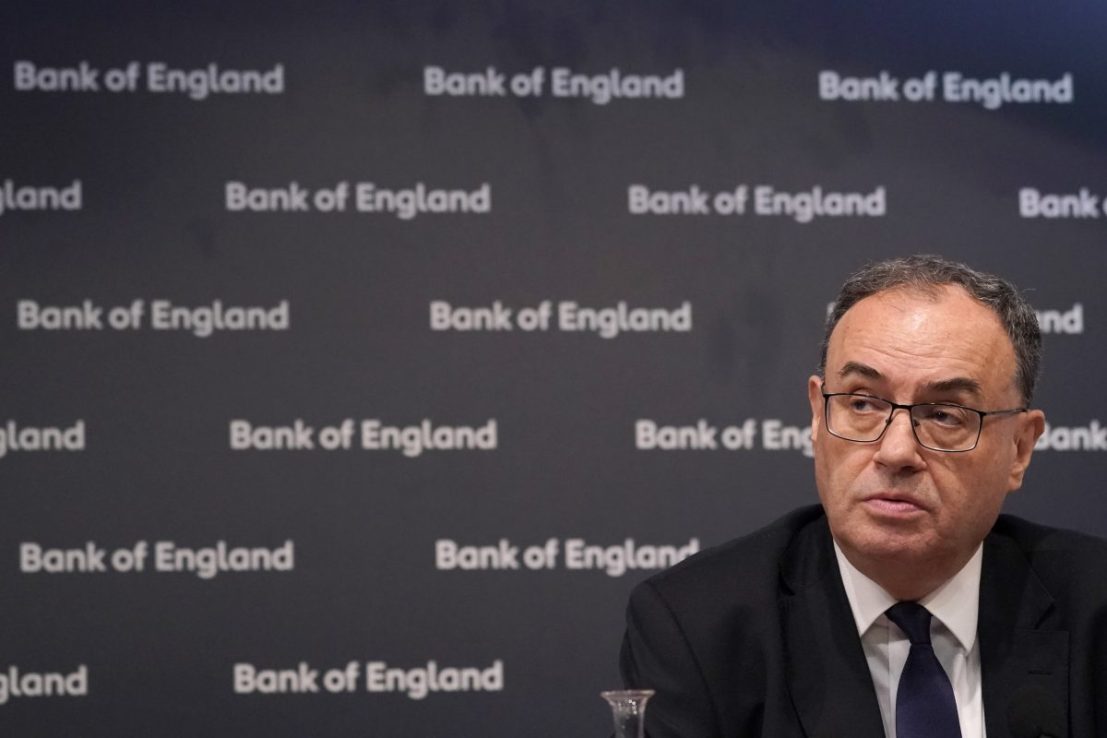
top-left (2, 2), bottom-right (1106, 736)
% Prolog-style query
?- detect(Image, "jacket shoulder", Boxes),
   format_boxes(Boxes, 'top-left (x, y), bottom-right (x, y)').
top-left (992, 514), bottom-right (1107, 560)
top-left (990, 514), bottom-right (1107, 605)
top-left (633, 505), bottom-right (827, 607)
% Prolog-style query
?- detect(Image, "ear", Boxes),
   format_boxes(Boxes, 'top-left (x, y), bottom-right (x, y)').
top-left (1007, 409), bottom-right (1046, 492)
top-left (808, 375), bottom-right (825, 443)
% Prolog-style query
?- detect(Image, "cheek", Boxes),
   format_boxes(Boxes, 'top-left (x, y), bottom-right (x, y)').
top-left (930, 461), bottom-right (1008, 529)
top-left (815, 443), bottom-right (871, 504)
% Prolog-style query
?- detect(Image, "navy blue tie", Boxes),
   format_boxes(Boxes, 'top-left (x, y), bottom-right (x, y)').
top-left (885, 602), bottom-right (962, 738)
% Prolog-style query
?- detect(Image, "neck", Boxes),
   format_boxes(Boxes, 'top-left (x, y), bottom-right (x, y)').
top-left (839, 547), bottom-right (970, 602)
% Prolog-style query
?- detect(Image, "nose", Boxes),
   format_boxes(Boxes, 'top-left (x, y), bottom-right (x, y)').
top-left (872, 407), bottom-right (926, 471)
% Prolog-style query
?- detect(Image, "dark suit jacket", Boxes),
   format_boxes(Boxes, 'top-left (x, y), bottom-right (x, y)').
top-left (620, 505), bottom-right (1107, 738)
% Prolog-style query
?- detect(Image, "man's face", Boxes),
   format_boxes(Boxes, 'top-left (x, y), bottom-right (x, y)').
top-left (807, 285), bottom-right (1045, 585)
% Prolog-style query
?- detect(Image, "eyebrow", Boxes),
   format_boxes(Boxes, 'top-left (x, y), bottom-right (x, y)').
top-left (836, 361), bottom-right (983, 398)
top-left (925, 377), bottom-right (983, 397)
top-left (837, 361), bottom-right (881, 380)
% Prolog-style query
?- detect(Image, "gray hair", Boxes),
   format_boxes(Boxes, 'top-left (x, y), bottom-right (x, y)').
top-left (818, 255), bottom-right (1042, 403)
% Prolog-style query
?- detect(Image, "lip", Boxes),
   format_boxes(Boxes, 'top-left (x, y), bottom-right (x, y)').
top-left (862, 492), bottom-right (929, 516)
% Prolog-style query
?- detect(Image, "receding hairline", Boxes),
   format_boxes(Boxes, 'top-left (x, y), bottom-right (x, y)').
top-left (817, 254), bottom-right (1042, 405)
top-left (824, 286), bottom-right (1020, 401)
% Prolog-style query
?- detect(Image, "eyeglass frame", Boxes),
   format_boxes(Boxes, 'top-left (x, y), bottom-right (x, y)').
top-left (820, 388), bottom-right (1028, 453)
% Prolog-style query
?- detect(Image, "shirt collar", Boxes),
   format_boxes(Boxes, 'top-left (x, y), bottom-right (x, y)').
top-left (833, 539), bottom-right (982, 653)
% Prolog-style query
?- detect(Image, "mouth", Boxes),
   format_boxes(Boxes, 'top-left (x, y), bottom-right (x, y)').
top-left (862, 492), bottom-right (929, 517)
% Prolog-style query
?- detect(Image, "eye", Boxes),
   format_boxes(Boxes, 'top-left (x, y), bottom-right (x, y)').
top-left (917, 404), bottom-right (970, 428)
top-left (846, 395), bottom-right (883, 413)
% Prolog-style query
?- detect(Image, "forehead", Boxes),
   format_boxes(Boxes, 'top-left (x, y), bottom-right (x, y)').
top-left (826, 285), bottom-right (1018, 398)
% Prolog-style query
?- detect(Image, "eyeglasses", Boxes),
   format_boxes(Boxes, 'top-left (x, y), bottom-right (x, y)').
top-left (821, 391), bottom-right (1027, 452)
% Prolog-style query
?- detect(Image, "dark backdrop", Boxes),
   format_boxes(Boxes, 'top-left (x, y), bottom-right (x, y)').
top-left (2, 2), bottom-right (1106, 736)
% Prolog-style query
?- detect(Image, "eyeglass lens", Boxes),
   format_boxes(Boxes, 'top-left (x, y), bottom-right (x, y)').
top-left (826, 395), bottom-right (981, 451)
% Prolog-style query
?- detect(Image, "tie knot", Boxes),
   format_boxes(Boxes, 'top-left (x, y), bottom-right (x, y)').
top-left (886, 601), bottom-right (933, 645)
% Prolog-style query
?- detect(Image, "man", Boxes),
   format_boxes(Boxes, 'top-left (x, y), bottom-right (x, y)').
top-left (619, 255), bottom-right (1107, 738)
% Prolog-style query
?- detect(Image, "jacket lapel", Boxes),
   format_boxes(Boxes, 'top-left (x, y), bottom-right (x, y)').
top-left (979, 531), bottom-right (1068, 738)
top-left (780, 517), bottom-right (886, 738)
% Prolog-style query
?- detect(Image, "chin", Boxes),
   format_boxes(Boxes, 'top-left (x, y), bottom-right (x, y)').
top-left (845, 527), bottom-right (936, 562)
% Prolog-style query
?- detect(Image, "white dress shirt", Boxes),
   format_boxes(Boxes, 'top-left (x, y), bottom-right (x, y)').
top-left (833, 541), bottom-right (986, 738)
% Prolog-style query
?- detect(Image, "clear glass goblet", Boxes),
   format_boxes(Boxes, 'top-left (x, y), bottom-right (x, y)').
top-left (601, 689), bottom-right (654, 738)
